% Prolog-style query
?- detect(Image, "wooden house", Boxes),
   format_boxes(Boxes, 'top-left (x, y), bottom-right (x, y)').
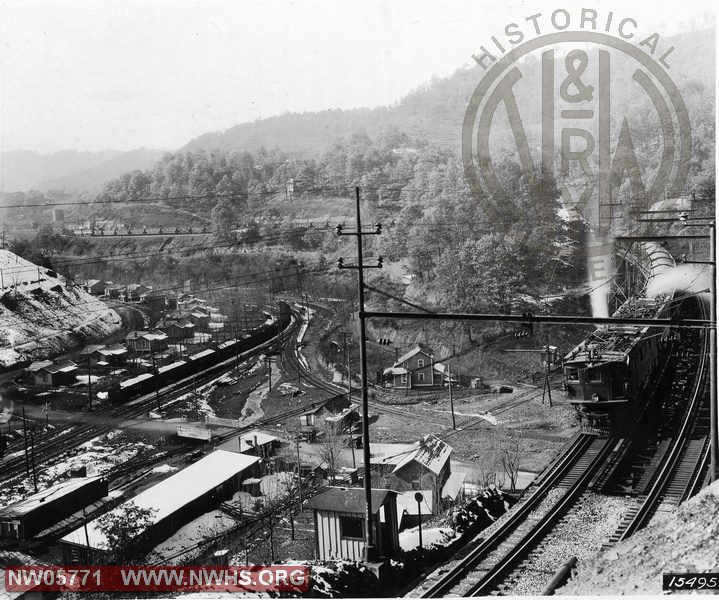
top-left (390, 434), bottom-right (452, 509)
top-left (125, 331), bottom-right (169, 353)
top-left (383, 344), bottom-right (440, 390)
top-left (80, 344), bottom-right (128, 368)
top-left (298, 396), bottom-right (351, 429)
top-left (84, 279), bottom-right (111, 296)
top-left (125, 283), bottom-right (152, 301)
top-left (306, 487), bottom-right (399, 561)
top-left (157, 320), bottom-right (195, 341)
top-left (323, 406), bottom-right (360, 435)
top-left (105, 284), bottom-right (126, 299)
top-left (140, 290), bottom-right (168, 310)
top-left (26, 359), bottom-right (78, 386)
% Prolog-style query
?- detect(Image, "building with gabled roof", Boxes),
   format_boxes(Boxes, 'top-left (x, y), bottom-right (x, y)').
top-left (80, 343), bottom-right (128, 367)
top-left (125, 330), bottom-right (169, 353)
top-left (59, 450), bottom-right (260, 563)
top-left (383, 344), bottom-right (440, 390)
top-left (26, 359), bottom-right (78, 386)
top-left (371, 435), bottom-right (453, 513)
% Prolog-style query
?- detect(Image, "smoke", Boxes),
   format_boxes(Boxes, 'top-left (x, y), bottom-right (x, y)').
top-left (645, 262), bottom-right (712, 299)
top-left (586, 234), bottom-right (616, 319)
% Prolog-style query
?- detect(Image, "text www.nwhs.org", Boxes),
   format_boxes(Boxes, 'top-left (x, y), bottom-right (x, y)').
top-left (5, 566), bottom-right (311, 592)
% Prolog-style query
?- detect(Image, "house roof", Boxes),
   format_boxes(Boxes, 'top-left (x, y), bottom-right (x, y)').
top-left (126, 331), bottom-right (167, 342)
top-left (392, 344), bottom-right (434, 368)
top-left (324, 406), bottom-right (359, 424)
top-left (81, 344), bottom-right (106, 355)
top-left (42, 359), bottom-right (78, 375)
top-left (126, 283), bottom-right (151, 292)
top-left (369, 443), bottom-right (417, 466)
top-left (27, 360), bottom-right (53, 372)
top-left (305, 487), bottom-right (395, 514)
top-left (238, 430), bottom-right (280, 452)
top-left (0, 477), bottom-right (104, 519)
top-left (392, 434), bottom-right (452, 476)
top-left (60, 450), bottom-right (260, 550)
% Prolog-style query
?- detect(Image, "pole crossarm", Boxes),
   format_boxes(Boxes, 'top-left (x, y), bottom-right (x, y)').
top-left (360, 310), bottom-right (713, 330)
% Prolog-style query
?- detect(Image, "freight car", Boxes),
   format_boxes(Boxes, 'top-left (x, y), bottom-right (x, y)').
top-left (108, 302), bottom-right (292, 403)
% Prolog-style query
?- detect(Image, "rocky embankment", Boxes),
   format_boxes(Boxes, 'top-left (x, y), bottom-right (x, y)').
top-left (0, 249), bottom-right (121, 367)
top-left (558, 480), bottom-right (719, 595)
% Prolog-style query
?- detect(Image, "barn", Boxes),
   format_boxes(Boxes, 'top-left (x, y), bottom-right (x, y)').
top-left (59, 450), bottom-right (259, 563)
top-left (306, 487), bottom-right (399, 561)
top-left (0, 477), bottom-right (108, 540)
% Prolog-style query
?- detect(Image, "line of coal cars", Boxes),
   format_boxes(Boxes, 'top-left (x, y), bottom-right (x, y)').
top-left (108, 302), bottom-right (292, 403)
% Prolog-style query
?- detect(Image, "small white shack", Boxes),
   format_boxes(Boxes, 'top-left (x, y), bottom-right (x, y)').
top-left (306, 487), bottom-right (399, 561)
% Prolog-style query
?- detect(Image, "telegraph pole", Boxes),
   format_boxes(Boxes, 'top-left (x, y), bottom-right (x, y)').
top-left (151, 353), bottom-right (161, 411)
top-left (87, 356), bottom-right (93, 411)
top-left (22, 407), bottom-right (29, 477)
top-left (337, 187), bottom-right (383, 562)
top-left (448, 363), bottom-right (456, 429)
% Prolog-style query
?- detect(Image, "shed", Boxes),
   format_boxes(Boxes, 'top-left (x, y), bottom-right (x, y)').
top-left (59, 450), bottom-right (260, 563)
top-left (306, 487), bottom-right (399, 561)
top-left (0, 477), bottom-right (108, 540)
top-left (237, 431), bottom-right (281, 457)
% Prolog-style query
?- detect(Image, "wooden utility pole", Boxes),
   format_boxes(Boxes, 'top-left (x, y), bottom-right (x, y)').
top-left (22, 407), bottom-right (29, 477)
top-left (448, 362), bottom-right (456, 429)
top-left (87, 356), bottom-right (93, 411)
top-left (151, 352), bottom-right (161, 411)
top-left (295, 436), bottom-right (303, 507)
top-left (336, 187), bottom-right (383, 562)
top-left (29, 430), bottom-right (38, 492)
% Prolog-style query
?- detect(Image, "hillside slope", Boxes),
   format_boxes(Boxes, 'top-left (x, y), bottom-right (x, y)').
top-left (0, 250), bottom-right (122, 367)
top-left (181, 28), bottom-right (714, 156)
top-left (39, 148), bottom-right (166, 192)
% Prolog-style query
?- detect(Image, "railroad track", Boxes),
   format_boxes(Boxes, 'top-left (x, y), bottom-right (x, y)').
top-left (0, 314), bottom-right (300, 485)
top-left (415, 434), bottom-right (616, 597)
top-left (606, 299), bottom-right (710, 545)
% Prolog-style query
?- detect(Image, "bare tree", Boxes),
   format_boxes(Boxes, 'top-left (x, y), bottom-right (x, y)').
top-left (318, 426), bottom-right (342, 481)
top-left (498, 433), bottom-right (522, 493)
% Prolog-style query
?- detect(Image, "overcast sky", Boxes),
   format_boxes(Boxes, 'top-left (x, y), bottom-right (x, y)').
top-left (0, 0), bottom-right (715, 153)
